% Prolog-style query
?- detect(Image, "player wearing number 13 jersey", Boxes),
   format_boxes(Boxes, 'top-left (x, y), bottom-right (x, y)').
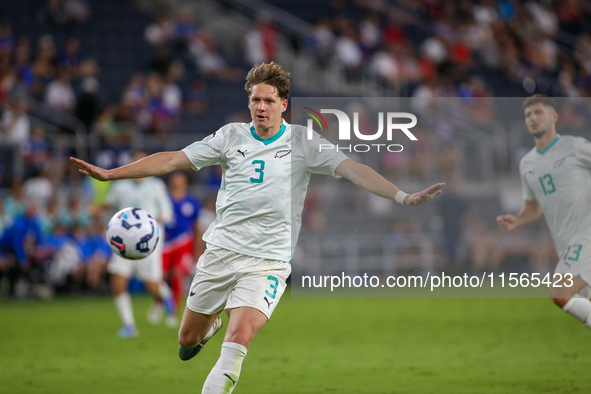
top-left (70, 62), bottom-right (445, 394)
top-left (498, 94), bottom-right (591, 333)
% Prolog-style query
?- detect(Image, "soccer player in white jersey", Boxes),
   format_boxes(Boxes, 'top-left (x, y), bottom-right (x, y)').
top-left (71, 63), bottom-right (444, 393)
top-left (104, 150), bottom-right (176, 338)
top-left (498, 94), bottom-right (591, 330)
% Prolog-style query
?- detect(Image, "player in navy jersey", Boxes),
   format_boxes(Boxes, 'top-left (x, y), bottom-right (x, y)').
top-left (71, 62), bottom-right (444, 394)
top-left (164, 171), bottom-right (203, 310)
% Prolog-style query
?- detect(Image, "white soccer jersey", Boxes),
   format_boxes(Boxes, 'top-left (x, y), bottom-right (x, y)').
top-left (519, 135), bottom-right (591, 257)
top-left (106, 177), bottom-right (173, 225)
top-left (182, 120), bottom-right (348, 262)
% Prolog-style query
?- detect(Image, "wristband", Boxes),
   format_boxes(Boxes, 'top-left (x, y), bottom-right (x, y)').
top-left (395, 190), bottom-right (408, 205)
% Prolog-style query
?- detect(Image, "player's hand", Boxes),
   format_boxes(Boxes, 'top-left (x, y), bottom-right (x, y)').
top-left (496, 214), bottom-right (517, 232)
top-left (404, 182), bottom-right (445, 206)
top-left (70, 157), bottom-right (111, 181)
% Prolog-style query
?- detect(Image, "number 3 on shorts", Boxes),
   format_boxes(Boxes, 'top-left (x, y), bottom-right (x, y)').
top-left (265, 275), bottom-right (279, 299)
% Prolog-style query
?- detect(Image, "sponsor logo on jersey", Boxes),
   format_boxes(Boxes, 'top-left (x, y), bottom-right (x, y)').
top-left (263, 296), bottom-right (274, 308)
top-left (237, 149), bottom-right (248, 157)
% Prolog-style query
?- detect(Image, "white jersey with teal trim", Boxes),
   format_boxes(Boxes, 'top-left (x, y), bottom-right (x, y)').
top-left (182, 120), bottom-right (348, 262)
top-left (106, 178), bottom-right (173, 225)
top-left (519, 135), bottom-right (591, 257)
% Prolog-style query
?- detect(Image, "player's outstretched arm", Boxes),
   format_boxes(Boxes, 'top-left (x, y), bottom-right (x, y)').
top-left (335, 159), bottom-right (444, 206)
top-left (70, 151), bottom-right (192, 182)
top-left (496, 199), bottom-right (542, 232)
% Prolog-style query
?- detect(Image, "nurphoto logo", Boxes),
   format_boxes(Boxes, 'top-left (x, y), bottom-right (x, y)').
top-left (303, 107), bottom-right (418, 153)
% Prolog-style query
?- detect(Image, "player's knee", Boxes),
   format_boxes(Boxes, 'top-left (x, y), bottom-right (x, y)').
top-left (178, 330), bottom-right (201, 348)
top-left (224, 327), bottom-right (254, 347)
top-left (552, 296), bottom-right (572, 308)
top-left (550, 287), bottom-right (570, 308)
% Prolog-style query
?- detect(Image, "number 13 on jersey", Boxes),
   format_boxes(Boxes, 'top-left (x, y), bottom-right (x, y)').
top-left (539, 173), bottom-right (556, 195)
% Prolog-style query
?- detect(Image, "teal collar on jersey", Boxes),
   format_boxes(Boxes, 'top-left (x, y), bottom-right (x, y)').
top-left (536, 135), bottom-right (560, 155)
top-left (250, 123), bottom-right (286, 145)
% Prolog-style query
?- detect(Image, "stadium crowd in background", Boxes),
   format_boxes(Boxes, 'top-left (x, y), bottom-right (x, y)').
top-left (1, 0), bottom-right (590, 299)
top-left (305, 0), bottom-right (591, 97)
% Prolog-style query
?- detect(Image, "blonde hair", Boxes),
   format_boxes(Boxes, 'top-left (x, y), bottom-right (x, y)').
top-left (245, 62), bottom-right (291, 100)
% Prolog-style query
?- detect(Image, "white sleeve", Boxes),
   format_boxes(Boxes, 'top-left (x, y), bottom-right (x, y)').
top-left (519, 160), bottom-right (536, 201)
top-left (574, 137), bottom-right (591, 169)
top-left (304, 130), bottom-right (348, 176)
top-left (181, 128), bottom-right (225, 170)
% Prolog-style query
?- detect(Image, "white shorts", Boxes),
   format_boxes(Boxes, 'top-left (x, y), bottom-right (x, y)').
top-left (107, 239), bottom-right (163, 283)
top-left (554, 237), bottom-right (591, 285)
top-left (186, 244), bottom-right (291, 319)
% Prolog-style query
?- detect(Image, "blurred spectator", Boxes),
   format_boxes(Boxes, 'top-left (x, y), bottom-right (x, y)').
top-left (0, 24), bottom-right (15, 58)
top-left (21, 125), bottom-right (51, 179)
top-left (189, 33), bottom-right (243, 81)
top-left (47, 223), bottom-right (84, 292)
top-left (420, 34), bottom-right (447, 66)
top-left (45, 71), bottom-right (76, 112)
top-left (38, 197), bottom-right (59, 236)
top-left (59, 195), bottom-right (89, 229)
top-left (122, 72), bottom-right (146, 109)
top-left (0, 201), bottom-right (42, 298)
top-left (307, 19), bottom-right (335, 67)
top-left (1, 96), bottom-right (30, 146)
top-left (4, 179), bottom-right (26, 219)
top-left (58, 38), bottom-right (83, 77)
top-left (183, 79), bottom-right (209, 114)
top-left (75, 76), bottom-right (101, 130)
top-left (149, 45), bottom-right (172, 76)
top-left (13, 38), bottom-right (35, 91)
top-left (24, 166), bottom-right (54, 208)
top-left (0, 54), bottom-right (16, 104)
top-left (244, 14), bottom-right (279, 64)
top-left (174, 8), bottom-right (196, 54)
top-left (145, 16), bottom-right (175, 47)
top-left (81, 219), bottom-right (111, 293)
top-left (359, 13), bottom-right (381, 52)
top-left (371, 44), bottom-right (400, 90)
top-left (45, 0), bottom-right (90, 31)
top-left (30, 35), bottom-right (58, 99)
top-left (145, 73), bottom-right (175, 136)
top-left (63, 0), bottom-right (90, 24)
top-left (95, 105), bottom-right (122, 145)
top-left (334, 20), bottom-right (363, 80)
top-left (0, 198), bottom-right (11, 236)
top-left (162, 74), bottom-right (182, 117)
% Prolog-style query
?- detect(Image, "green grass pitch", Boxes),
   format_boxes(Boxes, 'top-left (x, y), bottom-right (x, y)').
top-left (1, 289), bottom-right (590, 393)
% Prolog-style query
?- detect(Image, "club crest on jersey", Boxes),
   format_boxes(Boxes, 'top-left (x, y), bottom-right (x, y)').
top-left (554, 157), bottom-right (566, 168)
top-left (274, 149), bottom-right (291, 158)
